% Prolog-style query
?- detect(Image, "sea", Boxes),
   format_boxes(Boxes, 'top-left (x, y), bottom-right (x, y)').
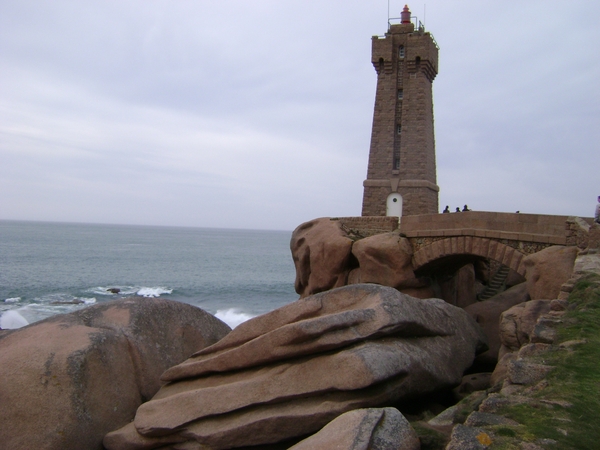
top-left (0, 220), bottom-right (299, 330)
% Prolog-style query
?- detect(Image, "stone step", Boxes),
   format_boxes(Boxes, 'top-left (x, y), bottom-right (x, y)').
top-left (478, 265), bottom-right (510, 300)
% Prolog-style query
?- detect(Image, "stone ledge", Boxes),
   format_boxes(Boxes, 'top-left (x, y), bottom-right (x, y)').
top-left (401, 227), bottom-right (566, 245)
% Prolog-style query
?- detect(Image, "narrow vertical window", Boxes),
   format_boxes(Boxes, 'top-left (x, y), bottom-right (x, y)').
top-left (394, 156), bottom-right (400, 170)
top-left (397, 124), bottom-right (402, 134)
top-left (397, 89), bottom-right (403, 100)
top-left (398, 45), bottom-right (405, 58)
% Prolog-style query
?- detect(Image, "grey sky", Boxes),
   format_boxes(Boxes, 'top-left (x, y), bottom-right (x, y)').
top-left (1, 1), bottom-right (598, 231)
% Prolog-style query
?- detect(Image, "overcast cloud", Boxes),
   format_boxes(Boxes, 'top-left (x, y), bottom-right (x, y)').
top-left (1, 0), bottom-right (598, 231)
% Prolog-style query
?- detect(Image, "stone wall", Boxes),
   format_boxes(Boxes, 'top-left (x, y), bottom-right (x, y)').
top-left (400, 211), bottom-right (572, 245)
top-left (332, 216), bottom-right (399, 238)
top-left (565, 216), bottom-right (596, 248)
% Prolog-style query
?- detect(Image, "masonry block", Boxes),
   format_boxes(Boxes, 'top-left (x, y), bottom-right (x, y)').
top-left (509, 252), bottom-right (524, 273)
top-left (494, 244), bottom-right (507, 264)
top-left (443, 238), bottom-right (452, 256)
top-left (502, 232), bottom-right (520, 241)
top-left (456, 236), bottom-right (466, 254)
top-left (501, 246), bottom-right (515, 267)
top-left (464, 236), bottom-right (473, 253)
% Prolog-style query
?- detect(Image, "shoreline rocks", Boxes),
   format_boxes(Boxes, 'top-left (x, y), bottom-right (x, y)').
top-left (288, 407), bottom-right (420, 450)
top-left (105, 284), bottom-right (487, 449)
top-left (0, 297), bottom-right (230, 450)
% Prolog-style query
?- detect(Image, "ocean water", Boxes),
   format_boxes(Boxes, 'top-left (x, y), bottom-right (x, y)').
top-left (0, 220), bottom-right (299, 329)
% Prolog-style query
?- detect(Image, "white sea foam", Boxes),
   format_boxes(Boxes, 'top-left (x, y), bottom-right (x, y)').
top-left (87, 286), bottom-right (137, 296)
top-left (4, 297), bottom-right (21, 303)
top-left (0, 310), bottom-right (29, 329)
top-left (215, 308), bottom-right (255, 329)
top-left (137, 287), bottom-right (173, 298)
top-left (7, 300), bottom-right (89, 326)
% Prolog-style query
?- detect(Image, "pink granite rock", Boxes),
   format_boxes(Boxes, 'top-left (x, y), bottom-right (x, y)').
top-left (291, 218), bottom-right (354, 297)
top-left (0, 298), bottom-right (230, 450)
top-left (523, 245), bottom-right (578, 300)
top-left (288, 407), bottom-right (420, 450)
top-left (438, 263), bottom-right (478, 308)
top-left (105, 284), bottom-right (487, 450)
top-left (348, 231), bottom-right (420, 290)
top-left (464, 282), bottom-right (530, 367)
top-left (498, 299), bottom-right (552, 355)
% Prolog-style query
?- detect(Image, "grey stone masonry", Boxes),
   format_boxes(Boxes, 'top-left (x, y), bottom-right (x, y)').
top-left (362, 17), bottom-right (439, 217)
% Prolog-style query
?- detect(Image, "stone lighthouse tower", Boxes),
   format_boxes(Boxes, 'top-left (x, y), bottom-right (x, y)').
top-left (361, 5), bottom-right (439, 218)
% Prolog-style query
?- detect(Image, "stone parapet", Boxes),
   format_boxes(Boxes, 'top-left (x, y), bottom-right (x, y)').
top-left (400, 212), bottom-right (575, 245)
top-left (565, 216), bottom-right (596, 248)
top-left (332, 216), bottom-right (399, 238)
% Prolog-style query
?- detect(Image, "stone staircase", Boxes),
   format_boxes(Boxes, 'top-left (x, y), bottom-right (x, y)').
top-left (478, 265), bottom-right (510, 300)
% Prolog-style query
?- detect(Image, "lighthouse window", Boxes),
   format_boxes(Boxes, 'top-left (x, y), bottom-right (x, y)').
top-left (397, 124), bottom-right (402, 134)
top-left (398, 46), bottom-right (405, 58)
top-left (397, 89), bottom-right (403, 100)
top-left (394, 157), bottom-right (400, 170)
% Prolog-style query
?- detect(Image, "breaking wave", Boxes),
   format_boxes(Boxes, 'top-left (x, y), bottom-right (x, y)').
top-left (215, 308), bottom-right (255, 329)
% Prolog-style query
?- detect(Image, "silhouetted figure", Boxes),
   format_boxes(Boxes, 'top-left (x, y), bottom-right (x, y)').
top-left (455, 207), bottom-right (461, 213)
top-left (595, 196), bottom-right (600, 224)
top-left (443, 206), bottom-right (450, 213)
top-left (462, 205), bottom-right (470, 212)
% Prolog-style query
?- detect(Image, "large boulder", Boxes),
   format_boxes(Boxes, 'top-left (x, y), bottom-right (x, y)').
top-left (523, 245), bottom-right (578, 300)
top-left (438, 263), bottom-right (478, 308)
top-left (347, 231), bottom-right (419, 290)
top-left (0, 298), bottom-right (231, 450)
top-left (498, 299), bottom-right (552, 356)
top-left (105, 284), bottom-right (487, 450)
top-left (464, 282), bottom-right (530, 367)
top-left (291, 218), bottom-right (354, 297)
top-left (291, 221), bottom-right (434, 299)
top-left (288, 407), bottom-right (420, 450)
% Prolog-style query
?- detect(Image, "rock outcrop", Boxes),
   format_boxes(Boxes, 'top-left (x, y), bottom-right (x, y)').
top-left (0, 298), bottom-right (231, 450)
top-left (437, 263), bottom-right (478, 308)
top-left (464, 282), bottom-right (530, 368)
top-left (498, 299), bottom-right (552, 356)
top-left (489, 299), bottom-right (552, 387)
top-left (291, 217), bottom-right (354, 297)
top-left (441, 257), bottom-right (600, 449)
top-left (347, 232), bottom-right (420, 291)
top-left (105, 284), bottom-right (487, 450)
top-left (290, 219), bottom-right (434, 299)
top-left (288, 407), bottom-right (420, 450)
top-left (523, 245), bottom-right (578, 300)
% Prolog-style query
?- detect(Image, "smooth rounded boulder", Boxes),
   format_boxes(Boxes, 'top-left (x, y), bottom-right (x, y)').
top-left (348, 231), bottom-right (418, 289)
top-left (290, 218), bottom-right (354, 297)
top-left (523, 245), bottom-right (578, 300)
top-left (0, 298), bottom-right (231, 450)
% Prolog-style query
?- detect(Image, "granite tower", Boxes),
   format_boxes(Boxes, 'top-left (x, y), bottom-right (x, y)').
top-left (361, 5), bottom-right (439, 218)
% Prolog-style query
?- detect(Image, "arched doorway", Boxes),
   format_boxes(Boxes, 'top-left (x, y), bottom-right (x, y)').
top-left (386, 193), bottom-right (402, 219)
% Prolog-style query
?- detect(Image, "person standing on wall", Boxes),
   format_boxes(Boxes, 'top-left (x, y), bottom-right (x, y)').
top-left (595, 196), bottom-right (600, 224)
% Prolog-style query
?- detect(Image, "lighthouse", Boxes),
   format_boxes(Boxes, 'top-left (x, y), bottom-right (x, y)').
top-left (361, 5), bottom-right (439, 218)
